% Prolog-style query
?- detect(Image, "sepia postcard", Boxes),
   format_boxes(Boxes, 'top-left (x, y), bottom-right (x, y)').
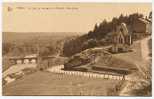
top-left (2, 2), bottom-right (152, 96)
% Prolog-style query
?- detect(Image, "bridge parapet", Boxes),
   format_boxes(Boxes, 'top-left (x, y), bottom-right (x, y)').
top-left (9, 57), bottom-right (37, 65)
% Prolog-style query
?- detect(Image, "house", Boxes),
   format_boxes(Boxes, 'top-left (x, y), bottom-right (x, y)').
top-left (111, 23), bottom-right (132, 53)
top-left (132, 18), bottom-right (152, 39)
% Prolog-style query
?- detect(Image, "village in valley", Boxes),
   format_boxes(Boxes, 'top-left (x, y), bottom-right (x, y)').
top-left (2, 3), bottom-right (152, 96)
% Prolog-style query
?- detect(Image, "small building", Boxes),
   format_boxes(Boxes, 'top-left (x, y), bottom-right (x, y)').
top-left (132, 18), bottom-right (152, 39)
top-left (111, 23), bottom-right (132, 53)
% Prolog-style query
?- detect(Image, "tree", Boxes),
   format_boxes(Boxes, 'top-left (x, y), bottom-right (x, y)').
top-left (63, 12), bottom-right (146, 57)
top-left (82, 39), bottom-right (97, 49)
top-left (112, 17), bottom-right (119, 30)
top-left (39, 46), bottom-right (50, 57)
top-left (149, 11), bottom-right (152, 19)
top-left (2, 42), bottom-right (12, 55)
top-left (93, 23), bottom-right (99, 33)
top-left (99, 19), bottom-right (108, 30)
top-left (119, 14), bottom-right (125, 23)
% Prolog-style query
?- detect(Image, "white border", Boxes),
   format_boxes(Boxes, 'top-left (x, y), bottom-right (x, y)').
top-left (0, 0), bottom-right (153, 99)
top-left (2, 0), bottom-right (153, 3)
top-left (0, 0), bottom-right (2, 97)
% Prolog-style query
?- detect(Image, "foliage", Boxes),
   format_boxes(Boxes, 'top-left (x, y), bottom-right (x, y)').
top-left (149, 11), bottom-right (152, 19)
top-left (22, 68), bottom-right (37, 75)
top-left (88, 13), bottom-right (143, 40)
top-left (63, 13), bottom-right (144, 57)
top-left (2, 42), bottom-right (13, 55)
top-left (107, 81), bottom-right (125, 96)
top-left (2, 78), bottom-right (7, 86)
top-left (130, 81), bottom-right (152, 96)
top-left (63, 35), bottom-right (88, 56)
top-left (3, 34), bottom-right (66, 57)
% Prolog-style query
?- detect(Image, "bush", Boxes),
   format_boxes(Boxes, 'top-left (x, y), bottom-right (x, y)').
top-left (8, 73), bottom-right (17, 79)
top-left (2, 78), bottom-right (7, 86)
top-left (7, 72), bottom-right (24, 80)
top-left (22, 68), bottom-right (37, 75)
top-left (14, 74), bottom-right (23, 80)
top-left (107, 81), bottom-right (125, 96)
top-left (64, 55), bottom-right (90, 69)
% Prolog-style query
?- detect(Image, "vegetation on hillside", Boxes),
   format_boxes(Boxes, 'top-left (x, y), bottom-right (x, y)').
top-left (63, 13), bottom-right (145, 57)
top-left (2, 33), bottom-right (72, 57)
top-left (2, 32), bottom-right (75, 71)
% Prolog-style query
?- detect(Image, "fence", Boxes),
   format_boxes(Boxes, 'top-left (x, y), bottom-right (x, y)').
top-left (47, 65), bottom-right (127, 81)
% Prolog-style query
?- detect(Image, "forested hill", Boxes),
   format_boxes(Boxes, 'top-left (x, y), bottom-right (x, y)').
top-left (2, 32), bottom-right (81, 56)
top-left (63, 12), bottom-right (151, 57)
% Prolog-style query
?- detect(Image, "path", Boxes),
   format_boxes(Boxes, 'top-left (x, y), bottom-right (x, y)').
top-left (139, 36), bottom-right (151, 76)
top-left (120, 36), bottom-right (151, 96)
top-left (141, 36), bottom-right (151, 61)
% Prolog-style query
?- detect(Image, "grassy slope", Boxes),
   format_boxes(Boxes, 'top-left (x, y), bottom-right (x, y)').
top-left (3, 71), bottom-right (120, 96)
top-left (113, 41), bottom-right (142, 64)
top-left (65, 45), bottom-right (138, 75)
top-left (118, 37), bottom-right (152, 96)
top-left (2, 57), bottom-right (13, 72)
top-left (112, 40), bottom-right (150, 78)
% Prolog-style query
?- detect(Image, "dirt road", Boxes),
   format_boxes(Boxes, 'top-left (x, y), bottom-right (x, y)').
top-left (120, 36), bottom-right (151, 96)
top-left (141, 36), bottom-right (151, 61)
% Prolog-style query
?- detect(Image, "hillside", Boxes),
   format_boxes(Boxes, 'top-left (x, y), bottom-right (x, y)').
top-left (3, 32), bottom-right (83, 43)
top-left (64, 46), bottom-right (138, 75)
top-left (2, 32), bottom-right (82, 56)
top-left (3, 71), bottom-right (121, 96)
top-left (63, 13), bottom-right (145, 57)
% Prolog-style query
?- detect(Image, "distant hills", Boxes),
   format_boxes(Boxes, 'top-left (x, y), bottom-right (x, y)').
top-left (3, 32), bottom-right (84, 43)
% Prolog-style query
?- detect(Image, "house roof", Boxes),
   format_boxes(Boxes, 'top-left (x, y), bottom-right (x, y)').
top-left (138, 18), bottom-right (150, 24)
top-left (120, 23), bottom-right (129, 36)
top-left (112, 23), bottom-right (130, 36)
top-left (145, 18), bottom-right (152, 23)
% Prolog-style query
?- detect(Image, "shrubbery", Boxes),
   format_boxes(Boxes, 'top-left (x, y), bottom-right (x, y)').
top-left (63, 13), bottom-right (144, 57)
top-left (22, 68), bottom-right (37, 75)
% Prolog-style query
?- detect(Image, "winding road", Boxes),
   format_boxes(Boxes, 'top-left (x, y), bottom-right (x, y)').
top-left (120, 36), bottom-right (151, 96)
top-left (141, 36), bottom-right (151, 61)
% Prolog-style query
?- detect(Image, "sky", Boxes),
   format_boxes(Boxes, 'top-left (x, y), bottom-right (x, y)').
top-left (3, 3), bottom-right (152, 33)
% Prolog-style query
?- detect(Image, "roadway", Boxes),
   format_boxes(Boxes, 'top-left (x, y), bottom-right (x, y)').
top-left (119, 36), bottom-right (151, 96)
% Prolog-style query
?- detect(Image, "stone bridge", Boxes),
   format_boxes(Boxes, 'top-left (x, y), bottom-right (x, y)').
top-left (9, 54), bottom-right (38, 64)
top-left (8, 55), bottom-right (57, 65)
